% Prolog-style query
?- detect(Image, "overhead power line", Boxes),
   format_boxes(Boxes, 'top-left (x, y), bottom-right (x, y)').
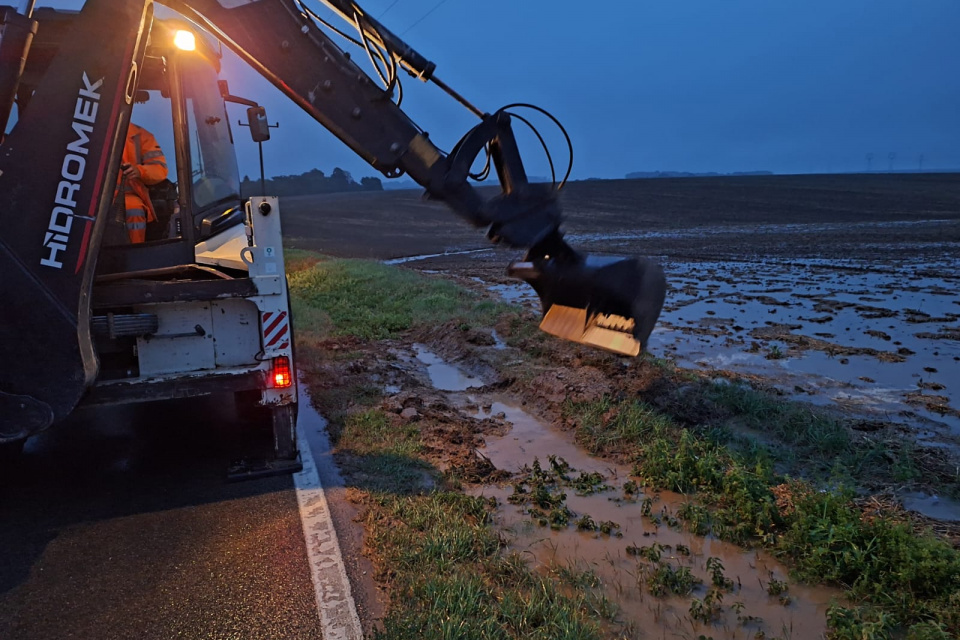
top-left (379, 0), bottom-right (401, 18)
top-left (400, 0), bottom-right (454, 35)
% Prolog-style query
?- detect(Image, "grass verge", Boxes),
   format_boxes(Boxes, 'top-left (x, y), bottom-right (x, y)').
top-left (285, 250), bottom-right (505, 341)
top-left (564, 397), bottom-right (960, 638)
top-left (287, 252), bottom-right (612, 636)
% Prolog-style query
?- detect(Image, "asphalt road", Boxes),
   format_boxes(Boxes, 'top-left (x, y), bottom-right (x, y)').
top-left (0, 396), bottom-right (328, 640)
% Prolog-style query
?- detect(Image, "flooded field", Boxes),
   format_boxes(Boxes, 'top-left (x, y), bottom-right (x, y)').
top-left (654, 257), bottom-right (960, 438)
top-left (400, 253), bottom-right (960, 456)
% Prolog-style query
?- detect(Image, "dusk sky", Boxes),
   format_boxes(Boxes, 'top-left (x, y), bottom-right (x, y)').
top-left (39, 1), bottom-right (960, 182)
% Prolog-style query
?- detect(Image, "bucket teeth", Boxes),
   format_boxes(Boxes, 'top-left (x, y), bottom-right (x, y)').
top-left (540, 306), bottom-right (641, 357)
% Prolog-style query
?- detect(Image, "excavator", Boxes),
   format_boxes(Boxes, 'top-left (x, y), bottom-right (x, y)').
top-left (0, 0), bottom-right (666, 468)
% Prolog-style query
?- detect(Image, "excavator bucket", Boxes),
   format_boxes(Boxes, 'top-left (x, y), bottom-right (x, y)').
top-left (508, 241), bottom-right (666, 357)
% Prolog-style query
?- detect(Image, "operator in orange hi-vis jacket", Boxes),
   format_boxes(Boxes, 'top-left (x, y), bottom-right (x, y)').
top-left (118, 123), bottom-right (168, 243)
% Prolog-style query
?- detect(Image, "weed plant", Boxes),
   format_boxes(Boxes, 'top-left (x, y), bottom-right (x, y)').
top-left (508, 458), bottom-right (617, 536)
top-left (645, 562), bottom-right (701, 597)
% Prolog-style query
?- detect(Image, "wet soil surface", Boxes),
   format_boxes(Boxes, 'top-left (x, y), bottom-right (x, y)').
top-left (308, 338), bottom-right (846, 637)
top-left (292, 173), bottom-right (960, 633)
top-left (655, 259), bottom-right (960, 436)
top-left (432, 357), bottom-right (840, 639)
top-left (437, 255), bottom-right (960, 447)
top-left (304, 313), bottom-right (960, 636)
top-left (302, 174), bottom-right (960, 464)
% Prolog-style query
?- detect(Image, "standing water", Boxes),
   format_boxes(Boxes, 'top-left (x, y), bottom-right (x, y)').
top-left (414, 347), bottom-right (841, 639)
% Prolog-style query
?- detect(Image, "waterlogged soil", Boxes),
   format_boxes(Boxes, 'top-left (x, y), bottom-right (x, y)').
top-left (293, 174), bottom-right (960, 633)
top-left (305, 337), bottom-right (845, 637)
top-left (656, 259), bottom-right (960, 432)
top-left (443, 257), bottom-right (960, 445)
top-left (302, 315), bottom-right (960, 635)
top-left (356, 175), bottom-right (960, 486)
top-left (463, 399), bottom-right (839, 640)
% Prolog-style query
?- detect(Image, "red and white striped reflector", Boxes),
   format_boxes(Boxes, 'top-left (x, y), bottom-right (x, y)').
top-left (261, 311), bottom-right (290, 351)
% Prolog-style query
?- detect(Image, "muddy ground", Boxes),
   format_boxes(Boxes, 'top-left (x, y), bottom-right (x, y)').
top-left (289, 172), bottom-right (960, 636)
top-left (287, 173), bottom-right (960, 452)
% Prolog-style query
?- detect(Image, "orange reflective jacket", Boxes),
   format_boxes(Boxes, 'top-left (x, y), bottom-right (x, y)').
top-left (119, 123), bottom-right (168, 243)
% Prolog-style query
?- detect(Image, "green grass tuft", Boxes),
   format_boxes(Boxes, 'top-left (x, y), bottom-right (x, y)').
top-left (368, 491), bottom-right (603, 640)
top-left (287, 255), bottom-right (506, 340)
top-left (563, 397), bottom-right (960, 635)
top-left (341, 409), bottom-right (420, 457)
top-left (706, 381), bottom-right (852, 460)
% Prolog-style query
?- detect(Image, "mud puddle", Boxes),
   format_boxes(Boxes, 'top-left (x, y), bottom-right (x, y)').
top-left (413, 344), bottom-right (483, 390)
top-left (414, 347), bottom-right (840, 638)
top-left (900, 492), bottom-right (960, 523)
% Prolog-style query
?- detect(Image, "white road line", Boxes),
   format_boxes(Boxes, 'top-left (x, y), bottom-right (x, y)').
top-left (294, 420), bottom-right (364, 640)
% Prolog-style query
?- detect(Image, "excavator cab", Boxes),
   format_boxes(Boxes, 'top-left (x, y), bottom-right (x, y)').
top-left (5, 7), bottom-right (250, 268)
top-left (1, 3), bottom-right (299, 474)
top-left (95, 16), bottom-right (247, 273)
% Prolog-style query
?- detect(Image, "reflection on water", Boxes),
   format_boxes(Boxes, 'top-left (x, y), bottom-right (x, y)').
top-left (566, 219), bottom-right (956, 250)
top-left (901, 493), bottom-right (960, 523)
top-left (414, 344), bottom-right (483, 391)
top-left (655, 258), bottom-right (960, 435)
top-left (383, 248), bottom-right (492, 265)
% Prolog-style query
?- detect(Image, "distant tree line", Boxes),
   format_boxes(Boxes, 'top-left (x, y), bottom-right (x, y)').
top-left (625, 170), bottom-right (773, 179)
top-left (241, 167), bottom-right (383, 197)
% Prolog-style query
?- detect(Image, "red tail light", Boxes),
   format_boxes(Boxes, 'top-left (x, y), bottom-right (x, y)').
top-left (272, 356), bottom-right (292, 388)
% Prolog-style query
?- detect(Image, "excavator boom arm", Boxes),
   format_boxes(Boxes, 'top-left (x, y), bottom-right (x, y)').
top-left (166, 0), bottom-right (560, 247)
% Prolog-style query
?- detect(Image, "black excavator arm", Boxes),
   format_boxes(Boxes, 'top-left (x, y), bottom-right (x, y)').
top-left (165, 0), bottom-right (564, 249)
top-left (166, 0), bottom-right (665, 352)
top-left (0, 0), bottom-right (665, 443)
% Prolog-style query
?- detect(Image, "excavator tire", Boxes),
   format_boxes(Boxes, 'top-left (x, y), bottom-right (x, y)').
top-left (271, 403), bottom-right (298, 461)
top-left (234, 389), bottom-right (267, 429)
top-left (233, 391), bottom-right (298, 461)
top-left (228, 393), bottom-right (301, 480)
